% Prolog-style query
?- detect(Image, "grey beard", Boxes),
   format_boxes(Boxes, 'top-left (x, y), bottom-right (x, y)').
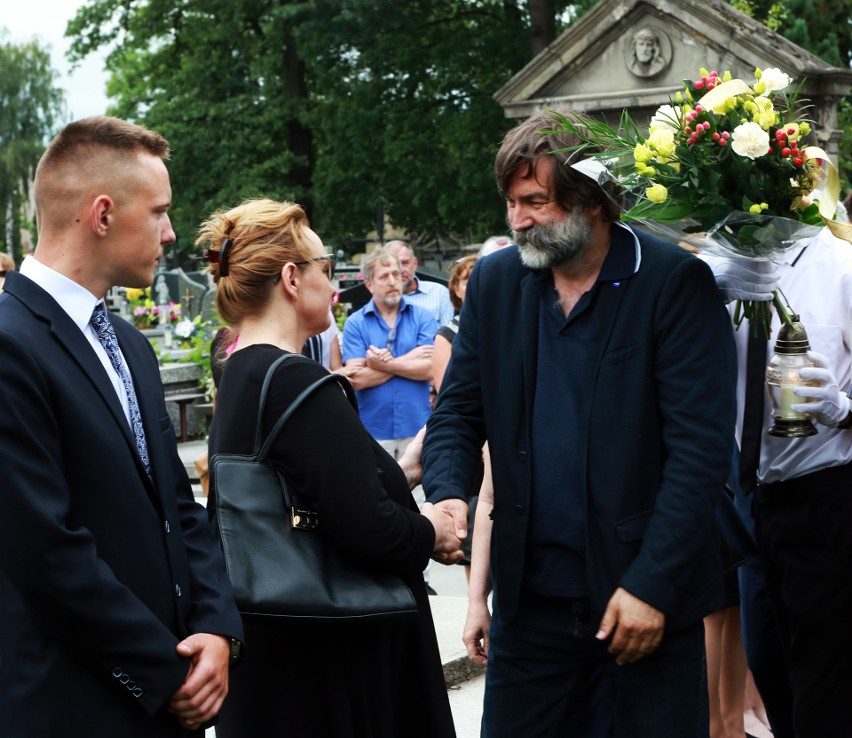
top-left (512, 209), bottom-right (592, 270)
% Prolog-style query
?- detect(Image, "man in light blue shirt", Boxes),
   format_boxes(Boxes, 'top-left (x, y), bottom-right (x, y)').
top-left (386, 240), bottom-right (454, 328)
top-left (342, 248), bottom-right (437, 454)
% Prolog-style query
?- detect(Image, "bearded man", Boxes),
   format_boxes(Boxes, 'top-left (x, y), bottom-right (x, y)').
top-left (422, 111), bottom-right (738, 737)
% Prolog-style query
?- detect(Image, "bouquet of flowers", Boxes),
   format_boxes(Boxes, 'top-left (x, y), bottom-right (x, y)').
top-left (549, 66), bottom-right (847, 334)
top-left (126, 288), bottom-right (182, 329)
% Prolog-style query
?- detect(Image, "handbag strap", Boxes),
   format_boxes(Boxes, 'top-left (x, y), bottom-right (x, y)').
top-left (252, 353), bottom-right (357, 462)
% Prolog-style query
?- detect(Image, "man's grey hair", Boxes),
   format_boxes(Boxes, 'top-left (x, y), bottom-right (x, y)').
top-left (362, 247), bottom-right (400, 282)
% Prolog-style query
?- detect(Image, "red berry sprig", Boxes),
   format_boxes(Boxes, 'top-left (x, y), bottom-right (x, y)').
top-left (693, 71), bottom-right (720, 90)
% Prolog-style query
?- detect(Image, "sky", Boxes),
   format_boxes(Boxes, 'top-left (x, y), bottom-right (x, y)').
top-left (3, 0), bottom-right (111, 121)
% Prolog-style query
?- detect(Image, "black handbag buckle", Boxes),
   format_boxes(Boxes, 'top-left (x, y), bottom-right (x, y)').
top-left (290, 507), bottom-right (321, 531)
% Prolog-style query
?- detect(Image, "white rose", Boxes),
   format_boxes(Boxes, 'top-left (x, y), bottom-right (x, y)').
top-left (759, 68), bottom-right (791, 94)
top-left (731, 122), bottom-right (770, 160)
top-left (649, 104), bottom-right (679, 132)
top-left (174, 319), bottom-right (196, 339)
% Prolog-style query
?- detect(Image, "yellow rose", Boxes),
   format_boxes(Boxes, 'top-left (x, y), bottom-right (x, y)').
top-left (647, 128), bottom-right (675, 158)
top-left (744, 100), bottom-right (759, 116)
top-left (757, 110), bottom-right (777, 130)
top-left (645, 183), bottom-right (668, 203)
top-left (634, 143), bottom-right (654, 163)
top-left (635, 162), bottom-right (657, 176)
top-left (712, 97), bottom-right (736, 115)
top-left (126, 288), bottom-right (143, 301)
top-left (754, 96), bottom-right (773, 111)
top-left (799, 122), bottom-right (811, 136)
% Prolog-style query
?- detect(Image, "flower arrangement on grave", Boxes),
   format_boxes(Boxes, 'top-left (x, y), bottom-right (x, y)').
top-left (548, 66), bottom-right (849, 335)
top-left (176, 316), bottom-right (220, 401)
top-left (126, 288), bottom-right (182, 330)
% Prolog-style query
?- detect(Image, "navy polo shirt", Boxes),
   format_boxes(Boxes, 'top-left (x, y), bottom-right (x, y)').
top-left (526, 223), bottom-right (640, 597)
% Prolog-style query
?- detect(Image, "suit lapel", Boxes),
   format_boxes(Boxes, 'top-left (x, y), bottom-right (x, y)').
top-left (4, 274), bottom-right (151, 486)
top-left (520, 272), bottom-right (540, 419)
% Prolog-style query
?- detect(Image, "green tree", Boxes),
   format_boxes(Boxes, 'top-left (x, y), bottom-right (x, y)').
top-left (295, 0), bottom-right (531, 243)
top-left (0, 31), bottom-right (66, 262)
top-left (67, 0), bottom-right (314, 258)
top-left (728, 0), bottom-right (851, 190)
top-left (729, 0), bottom-right (851, 67)
top-left (66, 0), bottom-right (587, 253)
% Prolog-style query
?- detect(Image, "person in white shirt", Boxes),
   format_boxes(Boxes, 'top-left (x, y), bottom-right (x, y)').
top-left (710, 226), bottom-right (852, 737)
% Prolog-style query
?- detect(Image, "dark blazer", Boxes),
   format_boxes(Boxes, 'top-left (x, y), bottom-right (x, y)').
top-left (423, 229), bottom-right (738, 630)
top-left (0, 272), bottom-right (242, 737)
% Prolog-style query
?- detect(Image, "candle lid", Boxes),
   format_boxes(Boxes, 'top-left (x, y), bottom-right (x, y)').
top-left (773, 315), bottom-right (811, 355)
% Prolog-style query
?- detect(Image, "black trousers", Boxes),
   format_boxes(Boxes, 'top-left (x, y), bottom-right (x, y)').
top-left (754, 463), bottom-right (852, 738)
top-left (482, 589), bottom-right (708, 738)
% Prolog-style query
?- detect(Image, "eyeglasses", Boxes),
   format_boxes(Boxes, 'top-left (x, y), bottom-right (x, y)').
top-left (386, 327), bottom-right (397, 353)
top-left (274, 254), bottom-right (336, 284)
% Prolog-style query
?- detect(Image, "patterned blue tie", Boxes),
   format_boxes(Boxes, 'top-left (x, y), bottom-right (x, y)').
top-left (90, 303), bottom-right (152, 478)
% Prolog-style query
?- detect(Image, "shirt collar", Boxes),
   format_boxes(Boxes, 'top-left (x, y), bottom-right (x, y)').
top-left (19, 255), bottom-right (102, 332)
top-left (364, 295), bottom-right (410, 317)
top-left (603, 221), bottom-right (641, 282)
top-left (530, 220), bottom-right (640, 287)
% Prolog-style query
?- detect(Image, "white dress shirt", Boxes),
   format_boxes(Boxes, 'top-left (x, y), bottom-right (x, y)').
top-left (19, 256), bottom-right (134, 425)
top-left (728, 229), bottom-right (852, 483)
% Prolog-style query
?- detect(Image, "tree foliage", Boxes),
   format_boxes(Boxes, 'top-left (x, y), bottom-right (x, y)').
top-left (0, 31), bottom-right (66, 261)
top-left (66, 0), bottom-right (582, 252)
top-left (64, 0), bottom-right (847, 255)
top-left (729, 0), bottom-right (851, 67)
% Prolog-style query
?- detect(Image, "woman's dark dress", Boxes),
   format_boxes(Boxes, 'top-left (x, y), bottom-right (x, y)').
top-left (208, 345), bottom-right (455, 738)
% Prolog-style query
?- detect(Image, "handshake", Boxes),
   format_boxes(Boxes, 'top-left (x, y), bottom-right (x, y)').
top-left (423, 501), bottom-right (467, 565)
top-left (397, 426), bottom-right (466, 563)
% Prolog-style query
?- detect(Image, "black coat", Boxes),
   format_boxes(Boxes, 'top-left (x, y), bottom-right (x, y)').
top-left (208, 346), bottom-right (455, 738)
top-left (423, 229), bottom-right (738, 630)
top-left (0, 272), bottom-right (242, 737)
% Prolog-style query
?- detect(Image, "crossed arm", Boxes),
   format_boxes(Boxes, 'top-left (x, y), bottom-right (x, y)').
top-left (342, 344), bottom-right (434, 390)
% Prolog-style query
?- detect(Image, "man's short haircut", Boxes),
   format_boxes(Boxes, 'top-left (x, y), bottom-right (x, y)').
top-left (33, 116), bottom-right (170, 223)
top-left (362, 247), bottom-right (400, 282)
top-left (494, 111), bottom-right (622, 222)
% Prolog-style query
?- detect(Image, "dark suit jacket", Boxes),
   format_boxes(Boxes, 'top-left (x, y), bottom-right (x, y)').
top-left (423, 229), bottom-right (738, 630)
top-left (0, 272), bottom-right (242, 737)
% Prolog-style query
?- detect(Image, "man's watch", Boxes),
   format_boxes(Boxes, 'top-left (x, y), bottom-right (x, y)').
top-left (229, 638), bottom-right (242, 665)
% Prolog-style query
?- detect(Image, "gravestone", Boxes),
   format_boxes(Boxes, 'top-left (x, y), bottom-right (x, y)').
top-left (151, 268), bottom-right (211, 321)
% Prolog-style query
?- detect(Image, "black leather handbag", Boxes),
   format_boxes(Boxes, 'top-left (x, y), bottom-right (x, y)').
top-left (209, 353), bottom-right (418, 624)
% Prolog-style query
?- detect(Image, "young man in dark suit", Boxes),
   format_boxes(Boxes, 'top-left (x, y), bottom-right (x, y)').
top-left (422, 111), bottom-right (738, 736)
top-left (0, 116), bottom-right (242, 736)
